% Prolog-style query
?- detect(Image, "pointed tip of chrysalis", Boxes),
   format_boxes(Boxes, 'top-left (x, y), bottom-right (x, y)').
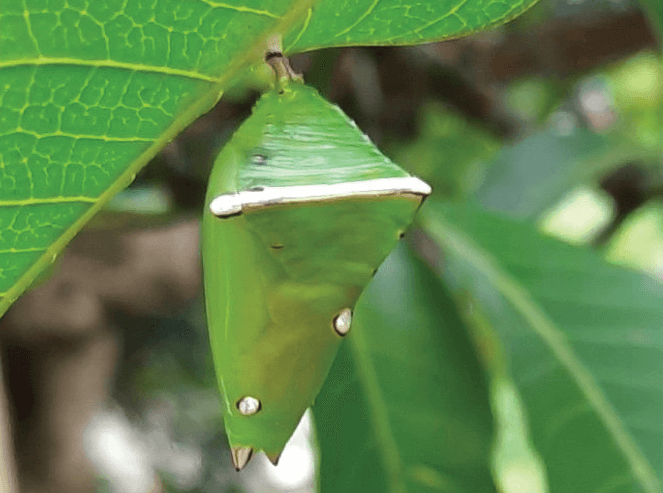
top-left (266, 452), bottom-right (282, 467)
top-left (231, 446), bottom-right (254, 471)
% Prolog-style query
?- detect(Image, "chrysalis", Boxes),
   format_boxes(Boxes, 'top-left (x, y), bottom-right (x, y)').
top-left (202, 81), bottom-right (431, 470)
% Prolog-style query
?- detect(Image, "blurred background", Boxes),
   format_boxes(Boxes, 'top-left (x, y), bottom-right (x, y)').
top-left (1, 0), bottom-right (663, 491)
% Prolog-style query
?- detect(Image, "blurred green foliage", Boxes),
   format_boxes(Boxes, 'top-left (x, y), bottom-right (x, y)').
top-left (3, 0), bottom-right (663, 492)
top-left (391, 103), bottom-right (500, 199)
top-left (107, 6), bottom-right (663, 492)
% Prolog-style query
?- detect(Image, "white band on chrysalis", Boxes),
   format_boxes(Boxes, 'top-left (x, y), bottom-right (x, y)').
top-left (210, 176), bottom-right (432, 218)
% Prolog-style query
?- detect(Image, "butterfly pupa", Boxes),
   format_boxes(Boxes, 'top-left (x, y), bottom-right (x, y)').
top-left (202, 82), bottom-right (431, 470)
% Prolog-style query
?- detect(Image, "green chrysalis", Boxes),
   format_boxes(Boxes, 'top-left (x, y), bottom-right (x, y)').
top-left (202, 81), bottom-right (431, 470)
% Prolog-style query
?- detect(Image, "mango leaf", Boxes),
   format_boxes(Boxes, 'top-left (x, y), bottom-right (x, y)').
top-left (283, 0), bottom-right (537, 53)
top-left (476, 126), bottom-right (658, 220)
top-left (639, 0), bottom-right (663, 37)
top-left (421, 201), bottom-right (663, 493)
top-left (313, 243), bottom-right (496, 493)
top-left (391, 102), bottom-right (501, 200)
top-left (0, 0), bottom-right (540, 316)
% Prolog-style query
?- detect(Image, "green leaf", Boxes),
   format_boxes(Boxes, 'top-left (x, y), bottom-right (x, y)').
top-left (391, 102), bottom-right (500, 200)
top-left (283, 0), bottom-right (539, 53)
top-left (476, 125), bottom-right (659, 220)
top-left (605, 201), bottom-right (663, 276)
top-left (0, 0), bottom-right (539, 316)
top-left (0, 0), bottom-right (291, 313)
top-left (638, 0), bottom-right (663, 38)
top-left (421, 201), bottom-right (663, 493)
top-left (313, 244), bottom-right (496, 493)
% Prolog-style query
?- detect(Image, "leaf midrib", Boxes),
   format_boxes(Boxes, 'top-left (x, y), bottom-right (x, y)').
top-left (0, 0), bottom-right (319, 317)
top-left (0, 58), bottom-right (217, 82)
top-left (348, 329), bottom-right (407, 493)
top-left (421, 209), bottom-right (662, 493)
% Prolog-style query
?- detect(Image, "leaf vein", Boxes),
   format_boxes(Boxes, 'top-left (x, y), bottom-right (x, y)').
top-left (2, 129), bottom-right (153, 143)
top-left (0, 197), bottom-right (97, 207)
top-left (413, 0), bottom-right (470, 34)
top-left (285, 7), bottom-right (312, 52)
top-left (0, 58), bottom-right (217, 82)
top-left (424, 212), bottom-right (662, 493)
top-left (0, 247), bottom-right (46, 254)
top-left (21, 0), bottom-right (40, 56)
top-left (198, 1), bottom-right (279, 18)
top-left (349, 335), bottom-right (407, 493)
top-left (335, 0), bottom-right (382, 38)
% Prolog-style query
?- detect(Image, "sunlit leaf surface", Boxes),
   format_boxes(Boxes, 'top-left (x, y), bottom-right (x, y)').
top-left (0, 0), bottom-right (540, 315)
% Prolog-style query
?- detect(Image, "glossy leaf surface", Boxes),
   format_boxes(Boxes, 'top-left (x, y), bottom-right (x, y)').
top-left (313, 244), bottom-right (496, 493)
top-left (475, 127), bottom-right (656, 220)
top-left (0, 0), bottom-right (538, 316)
top-left (282, 0), bottom-right (537, 53)
top-left (422, 201), bottom-right (663, 493)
